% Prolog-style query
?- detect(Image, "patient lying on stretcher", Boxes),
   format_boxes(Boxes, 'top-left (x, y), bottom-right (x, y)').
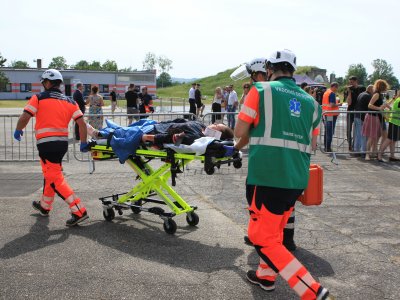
top-left (89, 118), bottom-right (234, 146)
top-left (86, 118), bottom-right (235, 163)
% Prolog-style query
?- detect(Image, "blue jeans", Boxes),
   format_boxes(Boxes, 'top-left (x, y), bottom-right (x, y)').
top-left (227, 105), bottom-right (236, 129)
top-left (353, 117), bottom-right (366, 152)
top-left (324, 115), bottom-right (337, 151)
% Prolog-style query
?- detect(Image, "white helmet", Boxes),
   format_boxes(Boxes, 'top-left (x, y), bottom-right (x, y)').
top-left (246, 58), bottom-right (267, 75)
top-left (40, 69), bottom-right (63, 83)
top-left (230, 57), bottom-right (266, 81)
top-left (267, 49), bottom-right (297, 70)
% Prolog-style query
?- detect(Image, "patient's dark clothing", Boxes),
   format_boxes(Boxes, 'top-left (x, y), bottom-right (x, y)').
top-left (152, 118), bottom-right (206, 146)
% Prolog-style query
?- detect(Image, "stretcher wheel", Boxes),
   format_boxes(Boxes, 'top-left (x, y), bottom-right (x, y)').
top-left (186, 212), bottom-right (199, 226)
top-left (163, 218), bottom-right (177, 234)
top-left (103, 208), bottom-right (115, 221)
top-left (130, 200), bottom-right (142, 214)
top-left (205, 167), bottom-right (215, 175)
top-left (233, 160), bottom-right (242, 169)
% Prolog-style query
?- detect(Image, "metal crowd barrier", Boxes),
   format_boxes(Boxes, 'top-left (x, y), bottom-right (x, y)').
top-left (319, 110), bottom-right (400, 161)
top-left (0, 114), bottom-right (69, 162)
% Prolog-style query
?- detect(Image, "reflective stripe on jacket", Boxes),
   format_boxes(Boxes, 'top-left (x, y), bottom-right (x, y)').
top-left (322, 89), bottom-right (339, 116)
top-left (23, 89), bottom-right (83, 142)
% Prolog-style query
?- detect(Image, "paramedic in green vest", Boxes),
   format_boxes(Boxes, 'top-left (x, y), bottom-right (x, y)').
top-left (234, 50), bottom-right (333, 300)
top-left (233, 58), bottom-right (298, 251)
top-left (377, 90), bottom-right (400, 162)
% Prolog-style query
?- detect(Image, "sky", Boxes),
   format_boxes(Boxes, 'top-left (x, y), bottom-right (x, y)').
top-left (1, 0), bottom-right (399, 80)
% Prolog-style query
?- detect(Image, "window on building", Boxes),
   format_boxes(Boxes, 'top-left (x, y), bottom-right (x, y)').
top-left (0, 82), bottom-right (11, 92)
top-left (99, 84), bottom-right (109, 93)
top-left (20, 83), bottom-right (32, 92)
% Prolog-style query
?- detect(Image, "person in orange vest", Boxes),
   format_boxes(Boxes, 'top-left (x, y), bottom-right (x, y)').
top-left (234, 50), bottom-right (334, 299)
top-left (14, 69), bottom-right (89, 226)
top-left (322, 82), bottom-right (341, 152)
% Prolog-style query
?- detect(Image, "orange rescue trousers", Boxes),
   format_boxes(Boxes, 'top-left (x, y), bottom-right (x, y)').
top-left (38, 142), bottom-right (86, 217)
top-left (246, 185), bottom-right (324, 300)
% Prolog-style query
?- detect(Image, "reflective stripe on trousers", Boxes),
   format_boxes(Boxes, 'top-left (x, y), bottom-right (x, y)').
top-left (247, 185), bottom-right (322, 300)
top-left (40, 157), bottom-right (86, 217)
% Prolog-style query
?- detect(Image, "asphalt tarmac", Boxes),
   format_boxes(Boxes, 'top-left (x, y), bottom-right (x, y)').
top-left (0, 149), bottom-right (399, 299)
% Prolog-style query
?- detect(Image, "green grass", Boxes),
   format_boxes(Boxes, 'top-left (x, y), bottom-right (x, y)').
top-left (157, 67), bottom-right (250, 101)
top-left (0, 100), bottom-right (28, 108)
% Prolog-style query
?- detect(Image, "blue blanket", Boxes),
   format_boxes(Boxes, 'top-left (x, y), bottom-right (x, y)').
top-left (98, 119), bottom-right (157, 163)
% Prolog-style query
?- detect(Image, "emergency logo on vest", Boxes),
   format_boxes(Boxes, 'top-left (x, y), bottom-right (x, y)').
top-left (289, 98), bottom-right (301, 117)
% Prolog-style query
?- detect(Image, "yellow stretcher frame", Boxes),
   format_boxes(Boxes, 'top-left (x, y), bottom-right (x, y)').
top-left (90, 143), bottom-right (242, 234)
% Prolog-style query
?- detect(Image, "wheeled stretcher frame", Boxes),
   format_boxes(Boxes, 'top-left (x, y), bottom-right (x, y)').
top-left (90, 143), bottom-right (242, 234)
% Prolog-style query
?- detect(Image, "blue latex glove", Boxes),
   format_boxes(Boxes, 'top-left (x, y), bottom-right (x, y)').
top-left (14, 129), bottom-right (23, 141)
top-left (80, 142), bottom-right (89, 153)
top-left (223, 145), bottom-right (236, 157)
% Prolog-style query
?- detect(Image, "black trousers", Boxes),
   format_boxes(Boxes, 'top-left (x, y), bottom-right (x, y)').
top-left (347, 112), bottom-right (355, 149)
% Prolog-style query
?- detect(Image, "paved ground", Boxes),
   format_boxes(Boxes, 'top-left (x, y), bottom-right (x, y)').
top-left (0, 150), bottom-right (399, 300)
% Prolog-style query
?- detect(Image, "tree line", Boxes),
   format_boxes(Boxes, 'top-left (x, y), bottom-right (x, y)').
top-left (1, 51), bottom-right (398, 90)
top-left (0, 52), bottom-right (174, 89)
top-left (296, 59), bottom-right (399, 90)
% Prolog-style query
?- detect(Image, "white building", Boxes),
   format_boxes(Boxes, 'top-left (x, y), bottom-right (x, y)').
top-left (0, 68), bottom-right (157, 100)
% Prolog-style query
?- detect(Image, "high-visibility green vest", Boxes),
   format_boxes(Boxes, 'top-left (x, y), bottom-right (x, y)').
top-left (389, 97), bottom-right (400, 126)
top-left (248, 78), bottom-right (321, 189)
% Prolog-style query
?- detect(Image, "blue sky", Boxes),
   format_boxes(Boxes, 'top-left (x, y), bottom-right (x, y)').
top-left (1, 0), bottom-right (399, 79)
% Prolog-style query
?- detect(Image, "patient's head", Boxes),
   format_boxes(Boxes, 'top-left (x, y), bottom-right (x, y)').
top-left (207, 123), bottom-right (234, 140)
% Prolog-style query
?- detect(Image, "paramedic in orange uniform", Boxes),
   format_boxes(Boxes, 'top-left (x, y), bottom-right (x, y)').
top-left (234, 51), bottom-right (334, 299)
top-left (14, 69), bottom-right (89, 226)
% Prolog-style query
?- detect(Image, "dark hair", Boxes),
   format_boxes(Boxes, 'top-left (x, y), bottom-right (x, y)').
top-left (349, 76), bottom-right (358, 81)
top-left (76, 83), bottom-right (82, 88)
top-left (300, 82), bottom-right (308, 89)
top-left (92, 86), bottom-right (98, 93)
top-left (330, 82), bottom-right (339, 88)
top-left (220, 126), bottom-right (234, 140)
top-left (267, 62), bottom-right (295, 74)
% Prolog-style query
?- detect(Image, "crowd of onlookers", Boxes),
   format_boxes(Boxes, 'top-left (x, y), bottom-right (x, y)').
top-left (195, 75), bottom-right (399, 162)
top-left (73, 83), bottom-right (154, 134)
top-left (301, 76), bottom-right (400, 162)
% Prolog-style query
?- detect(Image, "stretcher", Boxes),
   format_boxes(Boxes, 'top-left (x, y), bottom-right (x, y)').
top-left (89, 140), bottom-right (242, 234)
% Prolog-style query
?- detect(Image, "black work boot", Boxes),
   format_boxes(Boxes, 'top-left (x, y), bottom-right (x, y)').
top-left (317, 286), bottom-right (335, 300)
top-left (32, 201), bottom-right (50, 217)
top-left (283, 228), bottom-right (297, 251)
top-left (66, 211), bottom-right (89, 227)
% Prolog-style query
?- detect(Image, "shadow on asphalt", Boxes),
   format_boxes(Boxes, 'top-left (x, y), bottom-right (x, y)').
top-left (246, 245), bottom-right (334, 278)
top-left (0, 213), bottom-right (244, 274)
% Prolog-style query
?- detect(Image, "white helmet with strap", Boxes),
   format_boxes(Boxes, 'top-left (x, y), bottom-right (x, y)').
top-left (246, 58), bottom-right (267, 75)
top-left (40, 69), bottom-right (63, 83)
top-left (267, 49), bottom-right (297, 70)
top-left (230, 57), bottom-right (266, 81)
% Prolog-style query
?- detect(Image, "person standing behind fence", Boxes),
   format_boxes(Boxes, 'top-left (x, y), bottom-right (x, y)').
top-left (322, 82), bottom-right (341, 152)
top-left (346, 76), bottom-right (366, 151)
top-left (353, 85), bottom-right (373, 156)
top-left (362, 79), bottom-right (390, 161)
top-left (188, 83), bottom-right (196, 117)
top-left (73, 82), bottom-right (85, 140)
top-left (195, 83), bottom-right (205, 118)
top-left (212, 87), bottom-right (223, 123)
top-left (13, 69), bottom-right (89, 226)
top-left (86, 85), bottom-right (104, 130)
top-left (377, 90), bottom-right (400, 162)
top-left (227, 85), bottom-right (238, 129)
top-left (125, 83), bottom-right (139, 124)
top-left (240, 83), bottom-right (250, 111)
top-left (110, 86), bottom-right (118, 115)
